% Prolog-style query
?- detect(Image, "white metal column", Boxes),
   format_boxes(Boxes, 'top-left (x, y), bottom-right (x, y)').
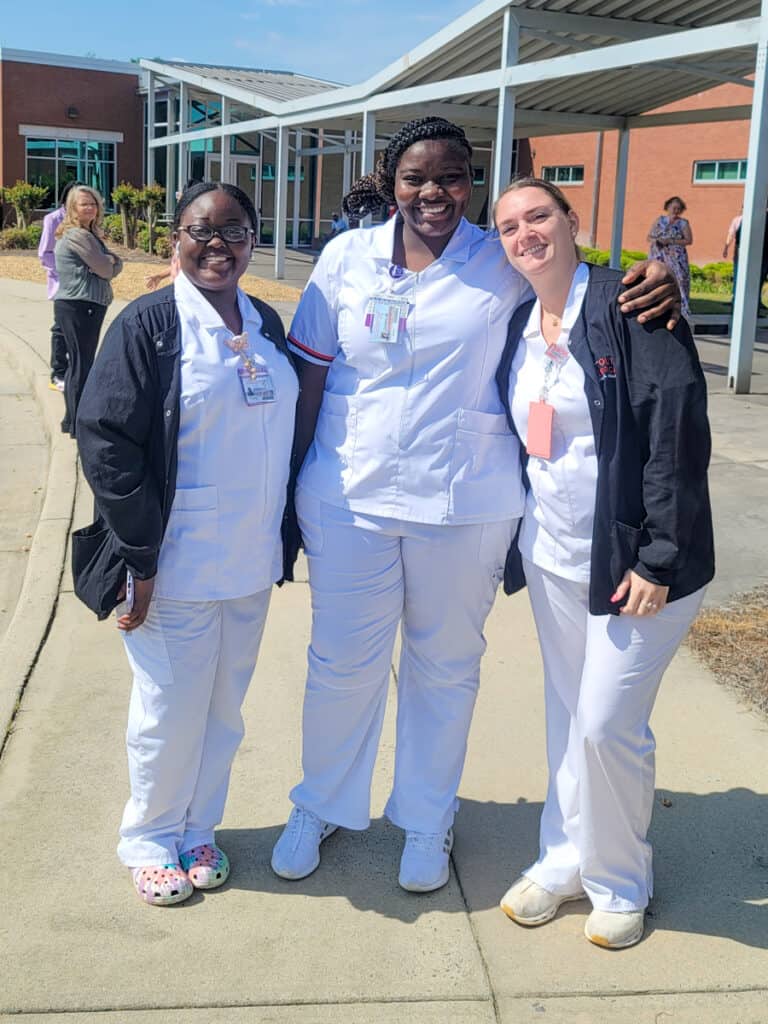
top-left (178, 81), bottom-right (188, 190)
top-left (146, 71), bottom-right (155, 186)
top-left (609, 127), bottom-right (630, 269)
top-left (292, 128), bottom-right (303, 247)
top-left (342, 129), bottom-right (353, 198)
top-left (728, 0), bottom-right (768, 393)
top-left (491, 8), bottom-right (520, 202)
top-left (274, 124), bottom-right (289, 278)
top-left (360, 111), bottom-right (376, 225)
top-left (221, 96), bottom-right (232, 184)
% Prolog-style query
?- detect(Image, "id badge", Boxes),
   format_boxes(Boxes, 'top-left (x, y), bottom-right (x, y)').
top-left (527, 400), bottom-right (554, 460)
top-left (238, 367), bottom-right (276, 405)
top-left (364, 296), bottom-right (408, 343)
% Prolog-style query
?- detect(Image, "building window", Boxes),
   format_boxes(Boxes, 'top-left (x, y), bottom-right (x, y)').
top-left (472, 166), bottom-right (486, 186)
top-left (693, 159), bottom-right (747, 183)
top-left (25, 137), bottom-right (116, 207)
top-left (541, 165), bottom-right (584, 185)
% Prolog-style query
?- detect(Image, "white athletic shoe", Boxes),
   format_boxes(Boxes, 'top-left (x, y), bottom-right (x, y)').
top-left (500, 876), bottom-right (587, 926)
top-left (584, 908), bottom-right (645, 949)
top-left (271, 806), bottom-right (338, 880)
top-left (398, 827), bottom-right (454, 892)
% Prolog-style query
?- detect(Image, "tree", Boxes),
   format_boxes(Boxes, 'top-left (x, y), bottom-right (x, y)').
top-left (140, 183), bottom-right (166, 256)
top-left (1, 181), bottom-right (48, 229)
top-left (111, 182), bottom-right (142, 249)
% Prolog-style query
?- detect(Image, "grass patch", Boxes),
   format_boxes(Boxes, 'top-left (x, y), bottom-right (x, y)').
top-left (687, 585), bottom-right (768, 718)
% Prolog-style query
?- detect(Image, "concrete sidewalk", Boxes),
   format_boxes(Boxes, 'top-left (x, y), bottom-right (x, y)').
top-left (0, 278), bottom-right (766, 1024)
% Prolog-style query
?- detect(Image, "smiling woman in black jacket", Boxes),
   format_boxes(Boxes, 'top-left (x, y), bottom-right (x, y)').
top-left (493, 177), bottom-right (714, 951)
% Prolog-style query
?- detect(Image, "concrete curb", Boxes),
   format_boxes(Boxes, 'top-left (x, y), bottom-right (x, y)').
top-left (0, 333), bottom-right (78, 750)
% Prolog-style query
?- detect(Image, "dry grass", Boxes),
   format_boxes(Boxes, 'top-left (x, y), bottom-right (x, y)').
top-left (687, 585), bottom-right (768, 718)
top-left (0, 249), bottom-right (301, 304)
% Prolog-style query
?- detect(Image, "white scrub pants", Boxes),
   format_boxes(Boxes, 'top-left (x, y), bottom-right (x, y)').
top-left (117, 589), bottom-right (271, 867)
top-left (522, 559), bottom-right (705, 912)
top-left (290, 491), bottom-right (517, 835)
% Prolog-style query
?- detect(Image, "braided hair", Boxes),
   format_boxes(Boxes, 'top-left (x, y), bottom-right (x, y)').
top-left (173, 181), bottom-right (259, 234)
top-left (342, 116), bottom-right (473, 218)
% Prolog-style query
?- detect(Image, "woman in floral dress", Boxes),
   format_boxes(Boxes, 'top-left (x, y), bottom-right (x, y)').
top-left (648, 196), bottom-right (693, 318)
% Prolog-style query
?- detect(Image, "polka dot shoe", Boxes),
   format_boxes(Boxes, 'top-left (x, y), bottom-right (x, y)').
top-left (179, 844), bottom-right (230, 890)
top-left (131, 864), bottom-right (193, 906)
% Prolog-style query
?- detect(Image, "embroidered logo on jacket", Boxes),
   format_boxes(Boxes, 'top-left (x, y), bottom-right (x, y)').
top-left (595, 355), bottom-right (616, 380)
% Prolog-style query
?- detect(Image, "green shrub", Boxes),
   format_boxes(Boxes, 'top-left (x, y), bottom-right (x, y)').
top-left (0, 224), bottom-right (43, 249)
top-left (111, 181), bottom-right (142, 248)
top-left (154, 235), bottom-right (173, 259)
top-left (0, 181), bottom-right (48, 229)
top-left (137, 223), bottom-right (168, 254)
top-left (580, 245), bottom-right (609, 266)
top-left (103, 213), bottom-right (124, 243)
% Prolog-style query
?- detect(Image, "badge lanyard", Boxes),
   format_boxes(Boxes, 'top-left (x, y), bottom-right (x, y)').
top-left (224, 332), bottom-right (276, 406)
top-left (363, 263), bottom-right (412, 344)
top-left (526, 338), bottom-right (570, 461)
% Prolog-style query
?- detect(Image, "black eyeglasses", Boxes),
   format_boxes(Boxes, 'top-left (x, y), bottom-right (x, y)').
top-left (179, 224), bottom-right (253, 243)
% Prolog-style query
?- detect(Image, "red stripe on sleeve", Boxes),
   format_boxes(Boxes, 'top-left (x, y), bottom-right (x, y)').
top-left (287, 333), bottom-right (335, 363)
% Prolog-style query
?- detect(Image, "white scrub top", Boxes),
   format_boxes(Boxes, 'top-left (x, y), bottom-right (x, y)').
top-left (154, 270), bottom-right (298, 601)
top-left (288, 216), bottom-right (530, 525)
top-left (508, 262), bottom-right (598, 582)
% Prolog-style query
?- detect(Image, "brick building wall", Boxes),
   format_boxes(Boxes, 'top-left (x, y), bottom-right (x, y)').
top-left (528, 83), bottom-right (752, 265)
top-left (0, 56), bottom-right (143, 198)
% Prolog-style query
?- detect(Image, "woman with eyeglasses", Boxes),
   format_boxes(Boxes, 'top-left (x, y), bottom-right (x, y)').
top-left (75, 182), bottom-right (298, 906)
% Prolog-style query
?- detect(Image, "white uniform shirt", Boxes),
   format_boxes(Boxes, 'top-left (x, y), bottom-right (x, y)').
top-left (154, 271), bottom-right (298, 600)
top-left (509, 263), bottom-right (598, 582)
top-left (288, 216), bottom-right (530, 525)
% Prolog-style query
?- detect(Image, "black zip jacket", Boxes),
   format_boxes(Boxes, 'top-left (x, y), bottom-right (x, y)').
top-left (496, 264), bottom-right (715, 615)
top-left (73, 285), bottom-right (294, 619)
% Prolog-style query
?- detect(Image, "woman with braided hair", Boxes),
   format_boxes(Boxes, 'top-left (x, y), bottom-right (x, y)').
top-left (272, 116), bottom-right (679, 893)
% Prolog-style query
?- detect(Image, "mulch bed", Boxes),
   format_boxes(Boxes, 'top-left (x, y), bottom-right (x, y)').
top-left (687, 585), bottom-right (768, 718)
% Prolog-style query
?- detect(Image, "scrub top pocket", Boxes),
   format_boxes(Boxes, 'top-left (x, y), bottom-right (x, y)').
top-left (449, 409), bottom-right (522, 521)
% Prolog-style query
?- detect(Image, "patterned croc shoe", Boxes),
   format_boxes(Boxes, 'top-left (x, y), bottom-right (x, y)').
top-left (180, 844), bottom-right (230, 890)
top-left (132, 864), bottom-right (194, 906)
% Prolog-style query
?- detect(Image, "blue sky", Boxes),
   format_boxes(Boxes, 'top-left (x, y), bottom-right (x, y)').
top-left (1, 0), bottom-right (473, 84)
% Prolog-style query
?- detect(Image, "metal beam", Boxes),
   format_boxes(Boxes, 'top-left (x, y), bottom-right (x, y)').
top-left (628, 104), bottom-right (752, 128)
top-left (177, 81), bottom-right (188, 190)
top-left (274, 125), bottom-right (289, 279)
top-left (360, 111), bottom-right (376, 226)
top-left (514, 7), bottom-right (689, 41)
top-left (492, 8), bottom-right (519, 203)
top-left (146, 71), bottom-right (155, 186)
top-left (609, 127), bottom-right (630, 269)
top-left (292, 128), bottom-right (302, 248)
top-left (728, 2), bottom-right (768, 393)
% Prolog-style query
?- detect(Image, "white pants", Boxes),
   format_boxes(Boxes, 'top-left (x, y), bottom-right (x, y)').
top-left (523, 559), bottom-right (705, 912)
top-left (117, 589), bottom-right (271, 867)
top-left (291, 492), bottom-right (517, 834)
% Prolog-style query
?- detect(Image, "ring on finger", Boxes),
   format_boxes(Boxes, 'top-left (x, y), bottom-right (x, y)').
top-left (643, 600), bottom-right (658, 609)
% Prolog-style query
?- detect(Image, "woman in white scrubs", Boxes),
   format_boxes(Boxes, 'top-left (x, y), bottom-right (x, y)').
top-left (493, 178), bottom-right (714, 948)
top-left (76, 183), bottom-right (298, 905)
top-left (272, 118), bottom-right (679, 894)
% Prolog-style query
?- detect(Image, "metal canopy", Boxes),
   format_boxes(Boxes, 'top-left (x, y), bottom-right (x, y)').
top-left (141, 0), bottom-right (767, 392)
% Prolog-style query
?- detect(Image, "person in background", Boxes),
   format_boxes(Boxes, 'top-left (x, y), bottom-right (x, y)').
top-left (54, 185), bottom-right (122, 436)
top-left (38, 180), bottom-right (81, 391)
top-left (75, 182), bottom-right (298, 906)
top-left (270, 116), bottom-right (681, 896)
top-left (494, 177), bottom-right (713, 950)
top-left (734, 207), bottom-right (768, 315)
top-left (330, 211), bottom-right (349, 236)
top-left (722, 208), bottom-right (743, 261)
top-left (647, 196), bottom-right (693, 319)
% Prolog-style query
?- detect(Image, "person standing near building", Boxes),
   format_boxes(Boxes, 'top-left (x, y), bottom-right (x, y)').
top-left (270, 117), bottom-right (681, 895)
top-left (74, 182), bottom-right (298, 906)
top-left (494, 178), bottom-right (713, 949)
top-left (38, 180), bottom-right (80, 391)
top-left (54, 185), bottom-right (122, 436)
top-left (647, 196), bottom-right (693, 319)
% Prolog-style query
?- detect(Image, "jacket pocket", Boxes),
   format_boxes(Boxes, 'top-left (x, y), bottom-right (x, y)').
top-left (314, 392), bottom-right (357, 472)
top-left (609, 519), bottom-right (642, 590)
top-left (71, 521), bottom-right (126, 620)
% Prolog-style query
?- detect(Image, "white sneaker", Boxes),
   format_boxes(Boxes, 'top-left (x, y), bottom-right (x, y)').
top-left (398, 827), bottom-right (454, 892)
top-left (500, 876), bottom-right (587, 926)
top-left (584, 908), bottom-right (645, 949)
top-left (270, 806), bottom-right (338, 880)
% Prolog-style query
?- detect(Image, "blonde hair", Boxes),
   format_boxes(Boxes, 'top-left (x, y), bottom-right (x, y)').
top-left (56, 185), bottom-right (105, 238)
